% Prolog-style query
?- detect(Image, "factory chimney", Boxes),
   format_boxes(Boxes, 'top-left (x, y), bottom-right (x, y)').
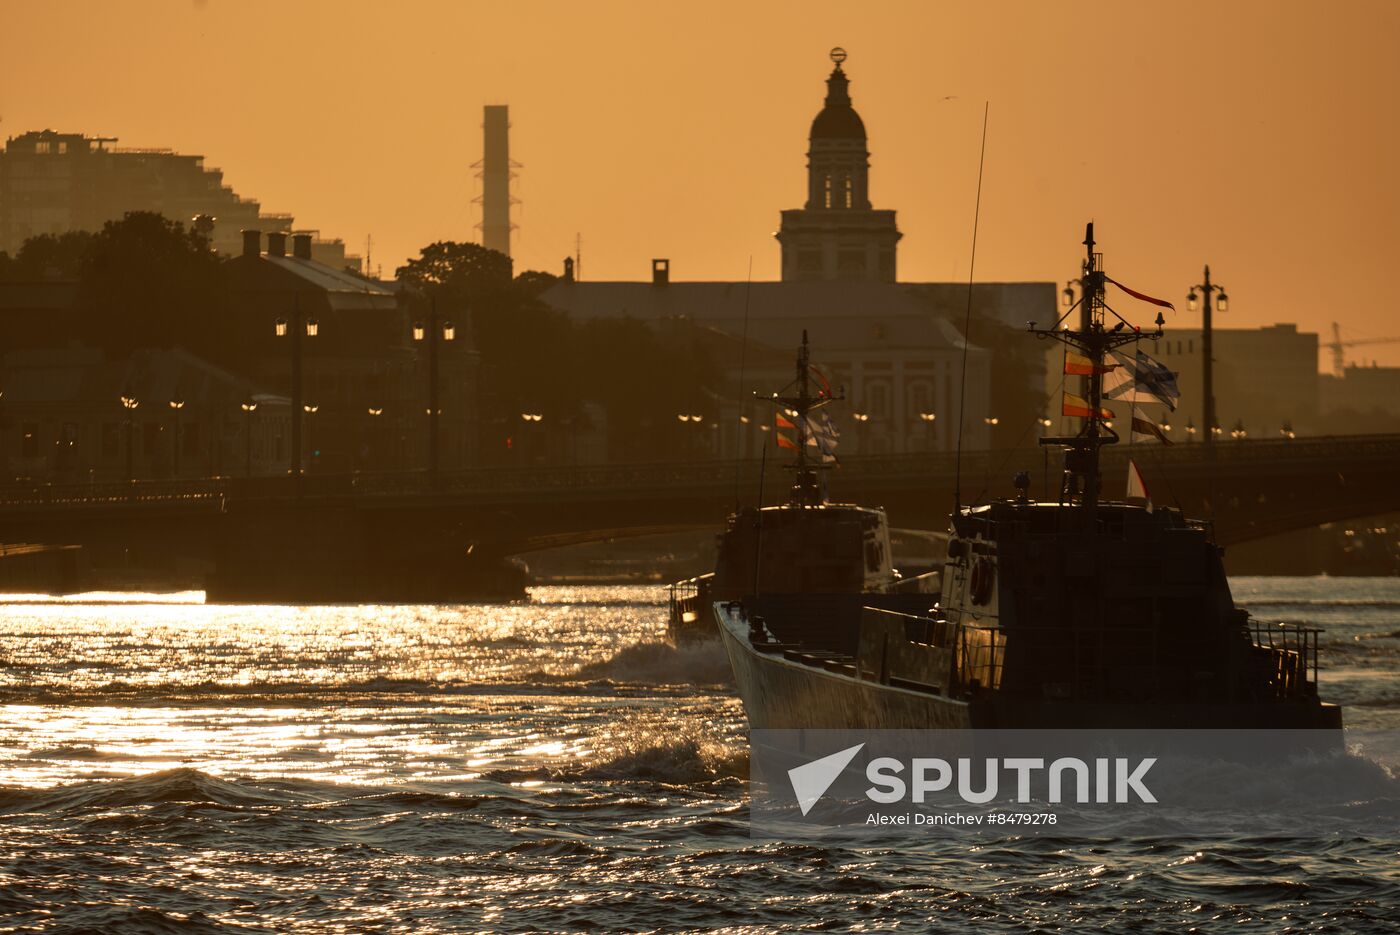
top-left (479, 105), bottom-right (515, 258)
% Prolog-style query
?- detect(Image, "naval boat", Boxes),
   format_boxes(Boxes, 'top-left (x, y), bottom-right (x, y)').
top-left (717, 226), bottom-right (1342, 732)
top-left (668, 333), bottom-right (938, 643)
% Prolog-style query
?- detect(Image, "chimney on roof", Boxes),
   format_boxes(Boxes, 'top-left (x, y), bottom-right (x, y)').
top-left (563, 257), bottom-right (575, 282)
top-left (267, 231), bottom-right (287, 257)
top-left (292, 232), bottom-right (313, 260)
top-left (652, 258), bottom-right (670, 286)
top-left (241, 229), bottom-right (261, 257)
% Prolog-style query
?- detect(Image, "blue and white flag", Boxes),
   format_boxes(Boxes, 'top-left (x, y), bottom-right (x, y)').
top-left (1104, 350), bottom-right (1181, 411)
top-left (803, 413), bottom-right (840, 463)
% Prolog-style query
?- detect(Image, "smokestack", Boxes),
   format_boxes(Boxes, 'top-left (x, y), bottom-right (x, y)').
top-left (563, 257), bottom-right (574, 282)
top-left (481, 105), bottom-right (512, 257)
top-left (267, 231), bottom-right (287, 257)
top-left (652, 258), bottom-right (670, 286)
top-left (241, 229), bottom-right (261, 257)
top-left (292, 232), bottom-right (313, 260)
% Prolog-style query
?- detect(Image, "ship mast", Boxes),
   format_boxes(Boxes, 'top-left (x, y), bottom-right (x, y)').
top-left (764, 330), bottom-right (839, 507)
top-left (1032, 223), bottom-right (1164, 521)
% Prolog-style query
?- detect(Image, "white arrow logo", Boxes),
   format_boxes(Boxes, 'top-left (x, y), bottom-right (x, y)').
top-left (787, 743), bottom-right (865, 816)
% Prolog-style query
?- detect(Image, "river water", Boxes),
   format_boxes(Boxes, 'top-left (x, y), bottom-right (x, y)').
top-left (0, 579), bottom-right (1397, 932)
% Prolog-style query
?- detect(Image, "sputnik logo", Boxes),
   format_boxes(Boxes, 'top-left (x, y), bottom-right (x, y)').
top-left (787, 743), bottom-right (865, 815)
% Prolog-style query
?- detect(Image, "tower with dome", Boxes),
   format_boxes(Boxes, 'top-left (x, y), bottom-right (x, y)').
top-left (775, 48), bottom-right (903, 282)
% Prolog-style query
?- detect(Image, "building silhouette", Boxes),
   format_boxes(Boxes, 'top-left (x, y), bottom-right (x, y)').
top-left (541, 49), bottom-right (1051, 456)
top-left (0, 130), bottom-right (360, 270)
top-left (775, 49), bottom-right (901, 282)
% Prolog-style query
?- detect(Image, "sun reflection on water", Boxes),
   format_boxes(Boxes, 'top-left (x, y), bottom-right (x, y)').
top-left (0, 586), bottom-right (742, 791)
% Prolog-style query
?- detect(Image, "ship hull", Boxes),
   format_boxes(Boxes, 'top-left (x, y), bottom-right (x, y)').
top-left (717, 604), bottom-right (1343, 732)
top-left (717, 603), bottom-right (972, 730)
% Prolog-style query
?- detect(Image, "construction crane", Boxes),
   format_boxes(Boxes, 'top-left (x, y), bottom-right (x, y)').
top-left (1328, 322), bottom-right (1400, 376)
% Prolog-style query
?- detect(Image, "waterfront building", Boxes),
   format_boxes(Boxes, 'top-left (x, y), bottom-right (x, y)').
top-left (1321, 363), bottom-right (1400, 430)
top-left (775, 50), bottom-right (901, 283)
top-left (0, 345), bottom-right (290, 482)
top-left (227, 230), bottom-right (478, 473)
top-left (540, 52), bottom-right (1054, 455)
top-left (0, 130), bottom-right (360, 270)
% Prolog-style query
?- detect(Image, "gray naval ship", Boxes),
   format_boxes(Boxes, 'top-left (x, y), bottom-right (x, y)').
top-left (668, 334), bottom-right (938, 644)
top-left (718, 226), bottom-right (1342, 732)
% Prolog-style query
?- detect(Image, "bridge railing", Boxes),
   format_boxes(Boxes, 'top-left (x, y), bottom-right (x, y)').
top-left (0, 433), bottom-right (1394, 510)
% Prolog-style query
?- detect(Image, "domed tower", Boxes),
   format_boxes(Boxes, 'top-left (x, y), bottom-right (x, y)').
top-left (776, 49), bottom-right (902, 282)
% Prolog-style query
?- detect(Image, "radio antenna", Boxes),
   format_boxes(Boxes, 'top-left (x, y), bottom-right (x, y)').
top-left (954, 101), bottom-right (990, 512)
top-left (733, 256), bottom-right (754, 511)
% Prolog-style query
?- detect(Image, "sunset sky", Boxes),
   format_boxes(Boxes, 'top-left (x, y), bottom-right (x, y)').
top-left (3, 1), bottom-right (1398, 365)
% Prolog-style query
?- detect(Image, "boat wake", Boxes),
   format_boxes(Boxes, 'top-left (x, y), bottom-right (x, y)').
top-left (571, 639), bottom-right (734, 686)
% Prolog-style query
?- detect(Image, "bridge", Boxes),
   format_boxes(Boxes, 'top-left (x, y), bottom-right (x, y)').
top-left (0, 433), bottom-right (1395, 598)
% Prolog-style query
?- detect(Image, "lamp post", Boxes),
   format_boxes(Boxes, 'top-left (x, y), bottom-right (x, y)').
top-left (852, 411), bottom-right (870, 454)
top-left (676, 413), bottom-right (703, 458)
top-left (1187, 266), bottom-right (1229, 448)
top-left (274, 296), bottom-right (318, 478)
top-left (520, 412), bottom-right (543, 463)
top-left (120, 395), bottom-right (139, 482)
top-left (1231, 419), bottom-right (1247, 441)
top-left (918, 411), bottom-right (936, 451)
top-left (240, 400), bottom-right (258, 477)
top-left (413, 298), bottom-right (456, 483)
top-left (168, 399), bottom-right (184, 476)
top-left (367, 406), bottom-right (384, 469)
top-left (1280, 420), bottom-right (1295, 440)
top-left (303, 403), bottom-right (319, 471)
top-left (1185, 418), bottom-right (1197, 443)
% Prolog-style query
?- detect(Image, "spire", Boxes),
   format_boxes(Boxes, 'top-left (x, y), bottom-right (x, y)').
top-left (810, 47), bottom-right (865, 141)
top-left (825, 47), bottom-right (851, 107)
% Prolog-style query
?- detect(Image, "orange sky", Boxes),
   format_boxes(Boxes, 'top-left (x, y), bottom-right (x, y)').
top-left (3, 1), bottom-right (1399, 366)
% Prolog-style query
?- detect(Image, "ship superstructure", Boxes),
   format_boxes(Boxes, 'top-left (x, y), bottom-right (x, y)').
top-left (717, 226), bottom-right (1341, 732)
top-left (668, 333), bottom-right (935, 643)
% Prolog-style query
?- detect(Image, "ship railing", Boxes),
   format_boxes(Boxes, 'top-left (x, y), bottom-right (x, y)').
top-left (668, 576), bottom-right (700, 608)
top-left (666, 574), bottom-right (710, 635)
top-left (949, 622), bottom-right (1006, 693)
top-left (1247, 620), bottom-right (1321, 698)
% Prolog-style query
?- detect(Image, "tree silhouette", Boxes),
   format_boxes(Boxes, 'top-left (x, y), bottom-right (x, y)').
top-left (0, 231), bottom-right (95, 281)
top-left (76, 212), bottom-right (224, 358)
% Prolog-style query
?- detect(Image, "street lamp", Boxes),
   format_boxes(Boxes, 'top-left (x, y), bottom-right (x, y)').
top-left (1280, 420), bottom-right (1295, 440)
top-left (851, 411), bottom-right (870, 454)
top-left (1187, 266), bottom-right (1228, 447)
top-left (520, 412), bottom-right (543, 464)
top-left (120, 395), bottom-right (139, 482)
top-left (168, 399), bottom-right (184, 476)
top-left (1231, 419), bottom-right (1247, 441)
top-left (412, 296), bottom-right (456, 481)
top-left (274, 301), bottom-right (317, 478)
top-left (918, 411), bottom-right (936, 451)
top-left (303, 403), bottom-right (319, 471)
top-left (240, 400), bottom-right (258, 477)
top-left (1185, 418), bottom-right (1197, 442)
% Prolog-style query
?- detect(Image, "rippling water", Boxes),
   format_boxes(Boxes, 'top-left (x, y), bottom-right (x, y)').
top-left (1, 579), bottom-right (1398, 932)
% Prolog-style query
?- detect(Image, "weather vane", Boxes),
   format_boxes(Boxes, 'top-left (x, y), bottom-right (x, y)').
top-left (829, 47), bottom-right (847, 67)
